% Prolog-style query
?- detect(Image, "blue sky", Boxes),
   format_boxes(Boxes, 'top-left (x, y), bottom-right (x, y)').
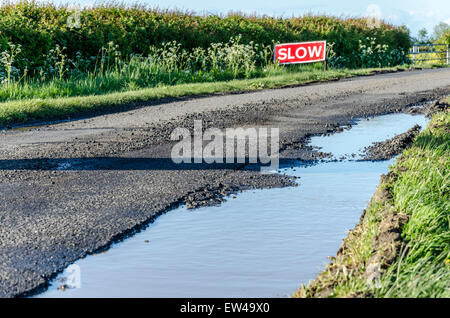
top-left (41, 0), bottom-right (450, 36)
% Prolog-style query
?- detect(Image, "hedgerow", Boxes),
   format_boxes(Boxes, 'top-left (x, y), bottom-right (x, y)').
top-left (0, 1), bottom-right (411, 76)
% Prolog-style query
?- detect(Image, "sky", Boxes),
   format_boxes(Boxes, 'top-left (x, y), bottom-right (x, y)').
top-left (37, 0), bottom-right (450, 37)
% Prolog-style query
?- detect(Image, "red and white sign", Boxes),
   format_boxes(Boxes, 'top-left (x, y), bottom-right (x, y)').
top-left (274, 41), bottom-right (326, 64)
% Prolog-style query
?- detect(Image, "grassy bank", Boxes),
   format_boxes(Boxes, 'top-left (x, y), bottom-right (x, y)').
top-left (0, 65), bottom-right (409, 127)
top-left (296, 102), bottom-right (449, 298)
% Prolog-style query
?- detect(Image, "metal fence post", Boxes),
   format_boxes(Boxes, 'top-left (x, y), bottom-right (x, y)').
top-left (447, 44), bottom-right (449, 65)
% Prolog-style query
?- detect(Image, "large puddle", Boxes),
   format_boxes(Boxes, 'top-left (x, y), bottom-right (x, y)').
top-left (37, 112), bottom-right (429, 298)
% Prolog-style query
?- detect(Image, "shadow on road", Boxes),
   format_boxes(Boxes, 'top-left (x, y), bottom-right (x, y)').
top-left (0, 157), bottom-right (299, 171)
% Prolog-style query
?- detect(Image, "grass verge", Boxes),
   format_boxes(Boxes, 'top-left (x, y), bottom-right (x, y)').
top-left (295, 101), bottom-right (449, 298)
top-left (0, 66), bottom-right (409, 127)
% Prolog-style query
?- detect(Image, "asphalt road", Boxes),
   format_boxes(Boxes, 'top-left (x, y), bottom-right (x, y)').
top-left (0, 68), bottom-right (449, 297)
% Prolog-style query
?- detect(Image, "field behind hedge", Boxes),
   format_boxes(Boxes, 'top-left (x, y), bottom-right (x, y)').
top-left (0, 1), bottom-right (411, 72)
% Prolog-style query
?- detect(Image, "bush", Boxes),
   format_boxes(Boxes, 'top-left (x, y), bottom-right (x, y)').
top-left (0, 1), bottom-right (411, 76)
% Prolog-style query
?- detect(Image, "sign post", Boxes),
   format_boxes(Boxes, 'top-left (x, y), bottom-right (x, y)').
top-left (274, 41), bottom-right (327, 69)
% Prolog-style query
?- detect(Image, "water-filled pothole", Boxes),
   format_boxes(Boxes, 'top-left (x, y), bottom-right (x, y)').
top-left (36, 112), bottom-right (429, 298)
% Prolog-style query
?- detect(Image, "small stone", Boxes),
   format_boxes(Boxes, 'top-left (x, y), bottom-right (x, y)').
top-left (58, 284), bottom-right (69, 291)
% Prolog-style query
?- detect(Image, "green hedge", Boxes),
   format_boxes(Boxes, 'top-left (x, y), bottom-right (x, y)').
top-left (0, 1), bottom-right (411, 72)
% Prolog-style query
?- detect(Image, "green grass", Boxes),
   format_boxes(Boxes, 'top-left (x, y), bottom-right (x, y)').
top-left (0, 62), bottom-right (318, 103)
top-left (0, 65), bottom-right (409, 127)
top-left (375, 109), bottom-right (449, 298)
top-left (296, 105), bottom-right (449, 298)
top-left (410, 63), bottom-right (450, 69)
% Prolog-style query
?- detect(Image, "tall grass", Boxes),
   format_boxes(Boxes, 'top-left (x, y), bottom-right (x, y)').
top-left (0, 36), bottom-right (409, 102)
top-left (375, 111), bottom-right (450, 297)
top-left (0, 36), bottom-right (273, 101)
top-left (0, 36), bottom-right (278, 101)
